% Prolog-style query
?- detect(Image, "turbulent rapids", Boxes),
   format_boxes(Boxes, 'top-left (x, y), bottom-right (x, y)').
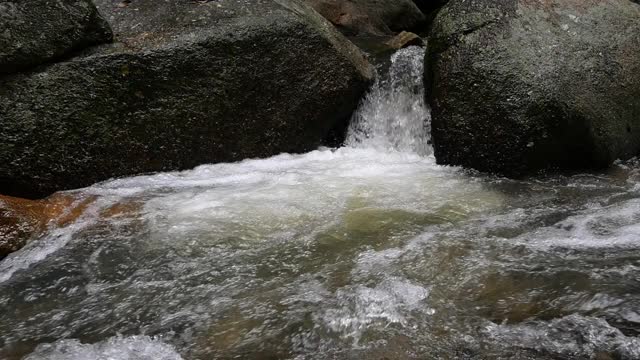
top-left (1, 47), bottom-right (640, 359)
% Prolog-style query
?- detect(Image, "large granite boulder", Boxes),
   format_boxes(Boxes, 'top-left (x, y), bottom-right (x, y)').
top-left (0, 0), bottom-right (112, 73)
top-left (0, 0), bottom-right (373, 198)
top-left (305, 0), bottom-right (426, 35)
top-left (426, 0), bottom-right (640, 176)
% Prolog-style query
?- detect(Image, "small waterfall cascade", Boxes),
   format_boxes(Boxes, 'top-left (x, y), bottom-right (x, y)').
top-left (346, 46), bottom-right (431, 156)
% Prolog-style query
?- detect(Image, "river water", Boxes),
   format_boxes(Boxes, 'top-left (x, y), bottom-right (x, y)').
top-left (1, 47), bottom-right (640, 359)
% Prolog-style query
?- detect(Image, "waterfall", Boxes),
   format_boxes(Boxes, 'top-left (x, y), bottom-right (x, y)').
top-left (346, 46), bottom-right (431, 156)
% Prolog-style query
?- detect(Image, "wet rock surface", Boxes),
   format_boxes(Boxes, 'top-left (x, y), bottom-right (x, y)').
top-left (305, 0), bottom-right (426, 35)
top-left (0, 0), bottom-right (112, 73)
top-left (0, 0), bottom-right (373, 198)
top-left (426, 0), bottom-right (640, 176)
top-left (386, 31), bottom-right (424, 49)
top-left (0, 196), bottom-right (41, 259)
top-left (0, 194), bottom-right (97, 258)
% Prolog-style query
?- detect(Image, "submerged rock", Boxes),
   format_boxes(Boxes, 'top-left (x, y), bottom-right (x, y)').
top-left (0, 196), bottom-right (41, 259)
top-left (305, 0), bottom-right (426, 35)
top-left (426, 0), bottom-right (640, 176)
top-left (0, 192), bottom-right (143, 258)
top-left (0, 194), bottom-right (83, 259)
top-left (0, 0), bottom-right (373, 198)
top-left (0, 193), bottom-right (96, 259)
top-left (0, 0), bottom-right (112, 74)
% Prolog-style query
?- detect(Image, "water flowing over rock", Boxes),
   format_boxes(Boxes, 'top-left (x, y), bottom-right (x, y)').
top-left (0, 194), bottom-right (97, 259)
top-left (0, 196), bottom-right (40, 259)
top-left (0, 0), bottom-right (373, 199)
top-left (1, 43), bottom-right (640, 359)
top-left (426, 0), bottom-right (640, 176)
top-left (0, 0), bottom-right (112, 74)
top-left (347, 46), bottom-right (431, 155)
top-left (305, 0), bottom-right (426, 36)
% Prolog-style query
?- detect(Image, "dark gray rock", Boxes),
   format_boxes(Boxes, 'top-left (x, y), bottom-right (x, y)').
top-left (0, 0), bottom-right (373, 198)
top-left (426, 0), bottom-right (640, 176)
top-left (305, 0), bottom-right (426, 35)
top-left (0, 0), bottom-right (112, 73)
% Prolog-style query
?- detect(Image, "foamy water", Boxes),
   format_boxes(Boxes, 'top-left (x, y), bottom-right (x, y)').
top-left (347, 46), bottom-right (431, 155)
top-left (24, 335), bottom-right (182, 360)
top-left (1, 47), bottom-right (639, 359)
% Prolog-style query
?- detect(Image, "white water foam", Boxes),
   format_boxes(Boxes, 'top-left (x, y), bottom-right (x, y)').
top-left (346, 46), bottom-right (431, 155)
top-left (24, 335), bottom-right (183, 360)
top-left (116, 149), bottom-right (501, 249)
top-left (317, 277), bottom-right (431, 345)
top-left (520, 198), bottom-right (640, 250)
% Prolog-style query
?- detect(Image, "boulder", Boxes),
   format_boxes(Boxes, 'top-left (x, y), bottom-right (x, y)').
top-left (0, 0), bottom-right (112, 73)
top-left (305, 0), bottom-right (426, 35)
top-left (0, 0), bottom-right (373, 198)
top-left (426, 0), bottom-right (640, 176)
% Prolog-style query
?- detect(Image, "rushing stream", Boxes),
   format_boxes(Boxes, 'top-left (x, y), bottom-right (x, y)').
top-left (1, 47), bottom-right (640, 359)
